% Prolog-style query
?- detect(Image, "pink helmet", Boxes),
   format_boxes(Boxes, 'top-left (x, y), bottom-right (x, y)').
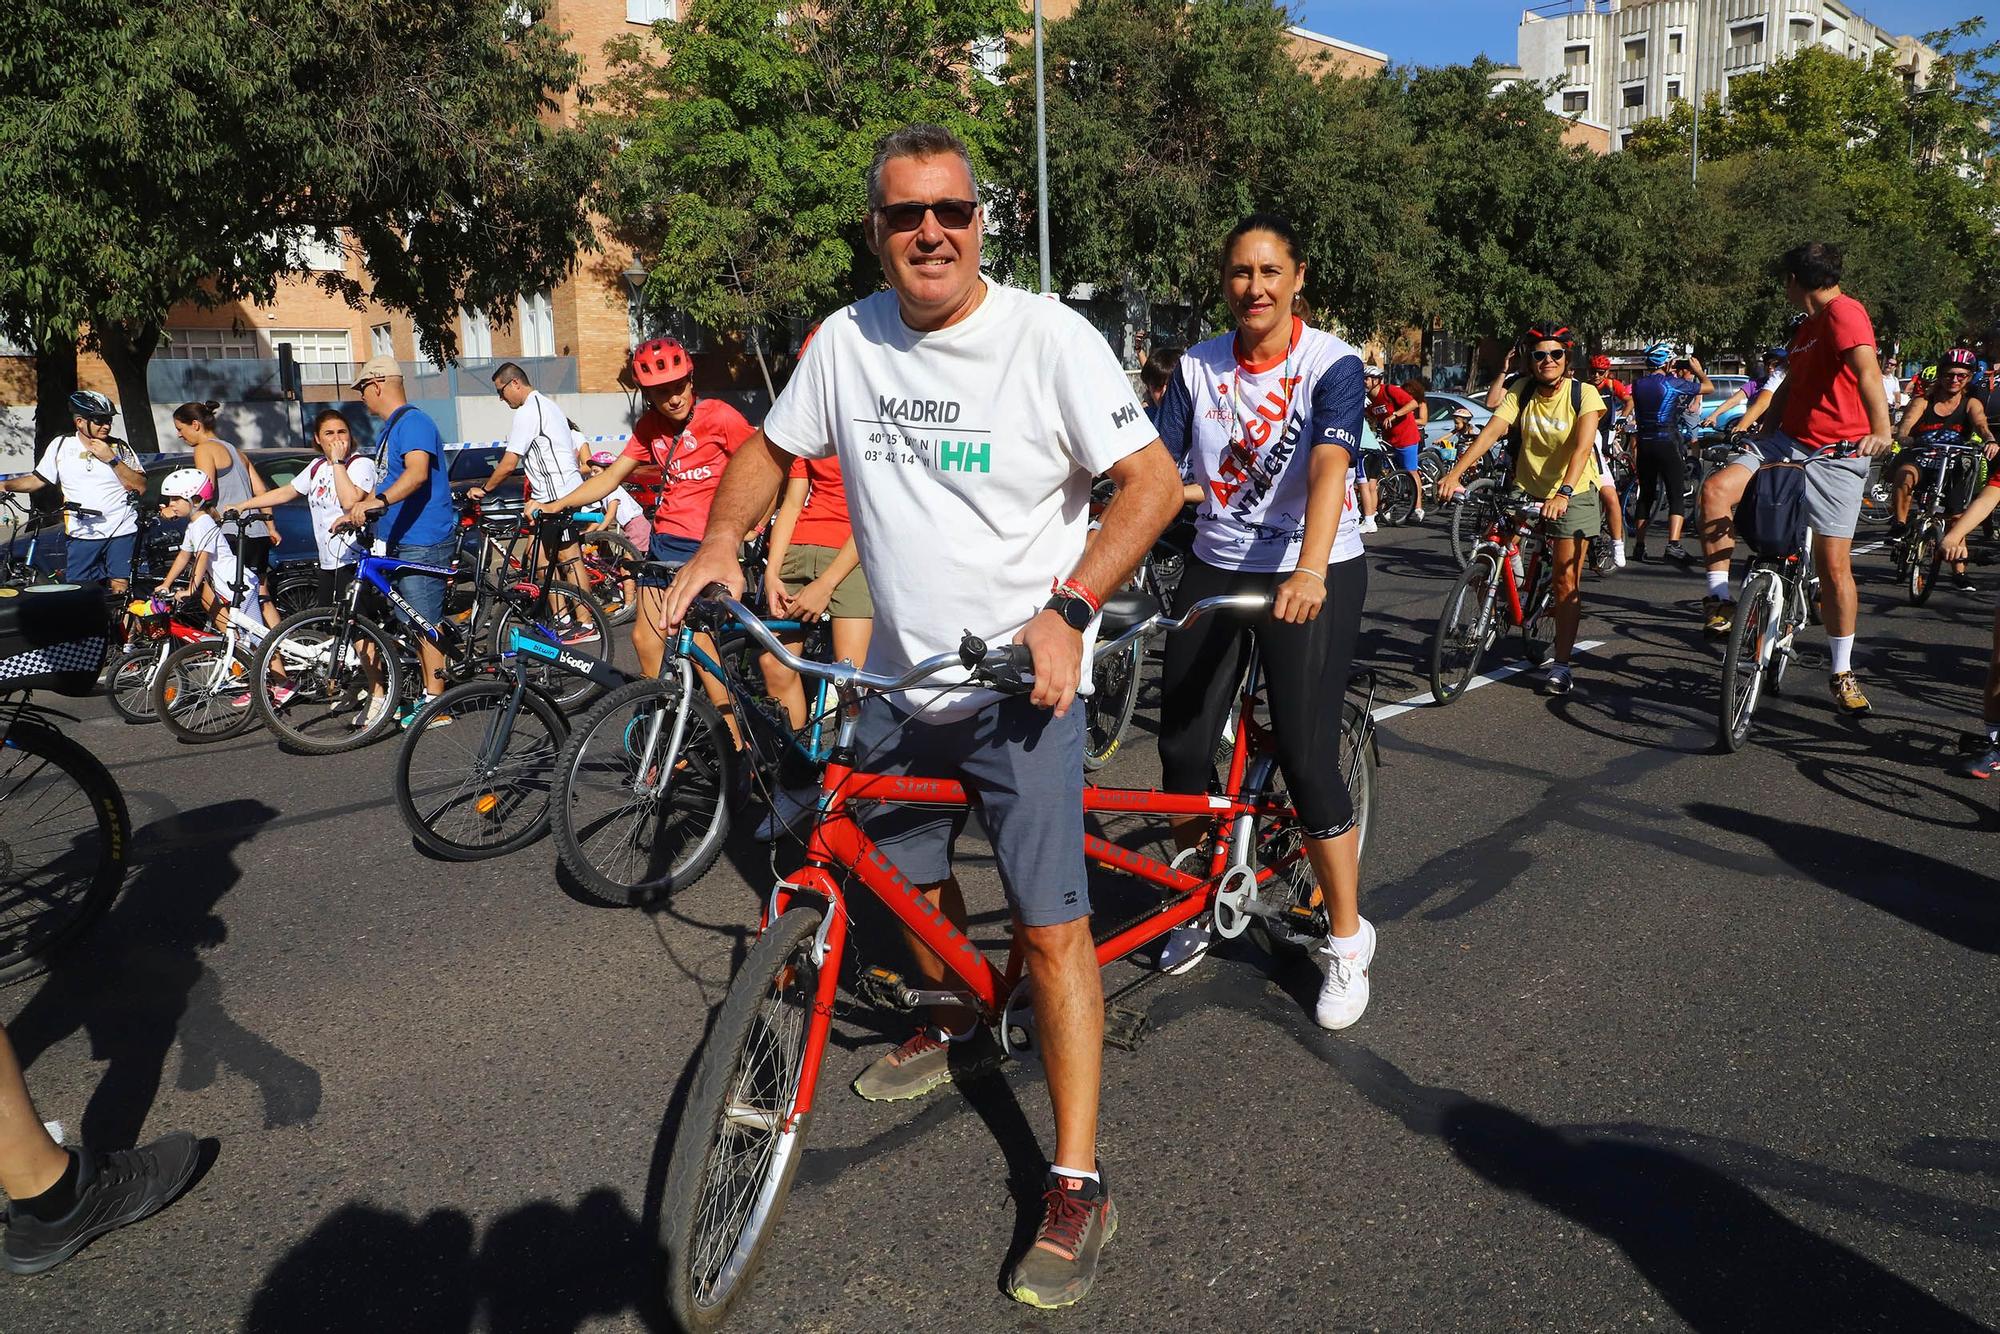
top-left (589, 450), bottom-right (618, 468)
top-left (632, 338), bottom-right (693, 387)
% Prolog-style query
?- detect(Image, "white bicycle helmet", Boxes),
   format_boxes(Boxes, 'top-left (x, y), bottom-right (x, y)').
top-left (160, 467), bottom-right (213, 502)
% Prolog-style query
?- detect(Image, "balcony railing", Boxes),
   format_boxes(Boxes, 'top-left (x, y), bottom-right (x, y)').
top-left (1723, 40), bottom-right (1766, 72)
top-left (1618, 58), bottom-right (1646, 82)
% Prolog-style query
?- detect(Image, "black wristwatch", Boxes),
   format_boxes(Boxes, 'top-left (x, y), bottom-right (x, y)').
top-left (1044, 591), bottom-right (1094, 633)
top-left (1556, 484), bottom-right (1576, 499)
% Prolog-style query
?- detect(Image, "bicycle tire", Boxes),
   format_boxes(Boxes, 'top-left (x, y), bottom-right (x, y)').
top-left (662, 905), bottom-right (826, 1331)
top-left (151, 638), bottom-right (260, 743)
top-left (1378, 470), bottom-right (1417, 527)
top-left (394, 678), bottom-right (567, 860)
top-left (254, 608), bottom-right (405, 755)
top-left (493, 579), bottom-right (613, 712)
top-left (1451, 479), bottom-right (1503, 567)
top-left (0, 716), bottom-right (129, 985)
top-left (105, 643), bottom-right (166, 723)
top-left (1520, 554), bottom-right (1557, 666)
top-left (1908, 524), bottom-right (1940, 606)
top-left (552, 676), bottom-right (734, 906)
top-left (1429, 555), bottom-right (1497, 705)
top-left (1250, 700), bottom-right (1375, 958)
top-left (1082, 638), bottom-right (1142, 771)
top-left (578, 531), bottom-right (640, 627)
top-left (1719, 573), bottom-right (1775, 752)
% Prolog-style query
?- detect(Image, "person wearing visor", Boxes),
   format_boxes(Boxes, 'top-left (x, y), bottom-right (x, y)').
top-left (1890, 345), bottom-right (1993, 594)
top-left (3, 391), bottom-right (145, 592)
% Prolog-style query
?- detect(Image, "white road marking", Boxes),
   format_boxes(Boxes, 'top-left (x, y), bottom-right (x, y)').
top-left (1854, 540), bottom-right (1883, 556)
top-left (1372, 640), bottom-right (1607, 721)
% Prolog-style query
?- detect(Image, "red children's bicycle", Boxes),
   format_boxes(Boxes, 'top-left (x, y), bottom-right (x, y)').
top-left (1427, 491), bottom-right (1559, 704)
top-left (658, 588), bottom-right (1378, 1329)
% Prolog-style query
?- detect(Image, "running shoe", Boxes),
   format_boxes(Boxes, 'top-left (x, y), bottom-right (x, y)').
top-left (1155, 922), bottom-right (1211, 976)
top-left (1356, 515), bottom-right (1378, 535)
top-left (2, 1133), bottom-right (200, 1275)
top-left (1007, 1171), bottom-right (1117, 1310)
top-left (1702, 596), bottom-right (1735, 640)
top-left (752, 786), bottom-right (818, 842)
top-left (852, 1026), bottom-right (1003, 1103)
top-left (1312, 917), bottom-right (1375, 1030)
top-left (351, 694), bottom-right (390, 731)
top-left (1411, 508), bottom-right (1425, 524)
top-left (1951, 572), bottom-right (1978, 594)
top-left (1956, 744), bottom-right (2000, 779)
top-left (397, 697), bottom-right (453, 731)
top-left (1828, 672), bottom-right (1872, 717)
top-left (556, 619), bottom-right (599, 646)
top-left (1540, 662), bottom-right (1574, 696)
top-left (1611, 540), bottom-right (1627, 570)
top-left (1663, 542), bottom-right (1694, 564)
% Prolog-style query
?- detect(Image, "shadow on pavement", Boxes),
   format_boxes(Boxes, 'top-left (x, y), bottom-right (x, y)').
top-left (1687, 803), bottom-right (1999, 954)
top-left (7, 799), bottom-right (322, 1148)
top-left (243, 1188), bottom-right (666, 1334)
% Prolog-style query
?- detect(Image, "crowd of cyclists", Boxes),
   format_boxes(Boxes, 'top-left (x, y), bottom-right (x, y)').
top-left (7, 121), bottom-right (1998, 1304)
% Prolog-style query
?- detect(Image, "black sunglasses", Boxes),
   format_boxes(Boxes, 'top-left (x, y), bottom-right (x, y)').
top-left (875, 199), bottom-right (978, 232)
top-left (1530, 349), bottom-right (1568, 363)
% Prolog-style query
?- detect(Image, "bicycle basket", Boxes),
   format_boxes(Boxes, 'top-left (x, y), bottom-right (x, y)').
top-left (1737, 462), bottom-right (1810, 561)
top-left (0, 584), bottom-right (111, 696)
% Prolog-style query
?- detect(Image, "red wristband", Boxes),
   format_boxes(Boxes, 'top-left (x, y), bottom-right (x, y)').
top-left (1056, 576), bottom-right (1102, 613)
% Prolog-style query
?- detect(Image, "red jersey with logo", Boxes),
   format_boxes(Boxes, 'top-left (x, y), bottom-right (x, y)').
top-left (621, 398), bottom-right (754, 539)
top-left (1781, 295), bottom-right (1877, 449)
top-left (787, 454), bottom-right (852, 548)
top-left (1368, 383), bottom-right (1422, 448)
top-left (1595, 375), bottom-right (1633, 408)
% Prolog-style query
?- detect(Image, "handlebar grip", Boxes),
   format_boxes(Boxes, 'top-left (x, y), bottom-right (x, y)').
top-left (956, 632), bottom-right (1035, 694)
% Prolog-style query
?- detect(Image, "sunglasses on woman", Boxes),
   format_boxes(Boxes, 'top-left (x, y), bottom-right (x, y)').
top-left (875, 199), bottom-right (979, 232)
top-left (1530, 349), bottom-right (1567, 364)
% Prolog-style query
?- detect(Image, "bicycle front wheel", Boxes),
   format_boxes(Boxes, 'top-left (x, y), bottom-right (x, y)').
top-left (152, 639), bottom-right (259, 743)
top-left (1082, 638), bottom-right (1142, 771)
top-left (1520, 554), bottom-right (1557, 667)
top-left (552, 676), bottom-right (734, 905)
top-left (1451, 478), bottom-right (1502, 567)
top-left (255, 609), bottom-right (405, 754)
top-left (0, 717), bottom-right (130, 984)
top-left (663, 905), bottom-right (826, 1332)
top-left (105, 643), bottom-right (164, 723)
top-left (394, 679), bottom-right (567, 860)
top-left (1907, 523), bottom-right (1941, 606)
top-left (1430, 554), bottom-right (1497, 705)
top-left (1719, 574), bottom-right (1776, 752)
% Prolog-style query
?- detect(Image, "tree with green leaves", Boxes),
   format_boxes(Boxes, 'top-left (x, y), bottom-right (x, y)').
top-left (593, 0), bottom-right (1015, 391)
top-left (0, 0), bottom-right (605, 449)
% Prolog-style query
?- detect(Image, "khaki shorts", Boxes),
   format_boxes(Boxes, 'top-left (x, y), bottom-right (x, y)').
top-left (780, 543), bottom-right (873, 618)
top-left (1510, 485), bottom-right (1603, 540)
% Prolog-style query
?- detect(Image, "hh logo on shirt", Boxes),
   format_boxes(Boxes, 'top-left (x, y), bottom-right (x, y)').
top-left (1111, 404), bottom-right (1137, 429)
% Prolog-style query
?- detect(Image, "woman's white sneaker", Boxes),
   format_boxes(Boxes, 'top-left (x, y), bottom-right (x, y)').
top-left (1312, 917), bottom-right (1376, 1030)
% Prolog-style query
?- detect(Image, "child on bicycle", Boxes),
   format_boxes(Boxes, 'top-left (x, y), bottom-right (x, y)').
top-left (154, 467), bottom-right (291, 699)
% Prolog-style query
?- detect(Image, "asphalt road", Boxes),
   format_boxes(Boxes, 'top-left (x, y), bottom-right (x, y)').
top-left (2, 515), bottom-right (1995, 1334)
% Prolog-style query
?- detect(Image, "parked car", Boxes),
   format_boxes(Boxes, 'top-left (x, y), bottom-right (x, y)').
top-left (1419, 390), bottom-right (1495, 447)
top-left (1699, 375), bottom-right (1754, 428)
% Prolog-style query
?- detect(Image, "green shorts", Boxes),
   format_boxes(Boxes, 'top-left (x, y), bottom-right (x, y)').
top-left (1511, 485), bottom-right (1603, 541)
top-left (780, 543), bottom-right (873, 618)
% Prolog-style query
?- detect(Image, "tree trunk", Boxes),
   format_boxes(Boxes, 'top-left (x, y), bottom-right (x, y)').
top-left (96, 322), bottom-right (162, 454)
top-left (32, 335), bottom-right (79, 450)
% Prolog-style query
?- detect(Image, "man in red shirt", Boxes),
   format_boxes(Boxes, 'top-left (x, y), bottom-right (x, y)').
top-left (1364, 366), bottom-right (1425, 525)
top-left (534, 338), bottom-right (754, 694)
top-left (1697, 241), bottom-right (1894, 715)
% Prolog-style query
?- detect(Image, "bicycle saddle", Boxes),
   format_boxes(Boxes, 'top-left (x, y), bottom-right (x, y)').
top-left (1098, 588), bottom-right (1161, 637)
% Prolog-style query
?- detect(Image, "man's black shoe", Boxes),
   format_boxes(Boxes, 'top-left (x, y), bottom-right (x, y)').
top-left (3, 1133), bottom-right (200, 1275)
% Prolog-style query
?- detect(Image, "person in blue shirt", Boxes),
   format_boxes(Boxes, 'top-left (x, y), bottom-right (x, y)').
top-left (1628, 342), bottom-right (1713, 562)
top-left (343, 353), bottom-right (458, 721)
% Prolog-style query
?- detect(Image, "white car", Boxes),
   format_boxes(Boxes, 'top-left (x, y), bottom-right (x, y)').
top-left (1419, 390), bottom-right (1494, 447)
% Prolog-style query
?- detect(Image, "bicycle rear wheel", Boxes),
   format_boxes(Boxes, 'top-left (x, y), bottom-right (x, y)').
top-left (663, 905), bottom-right (826, 1331)
top-left (1451, 479), bottom-right (1503, 567)
top-left (105, 643), bottom-right (164, 723)
top-left (1378, 470), bottom-right (1417, 527)
top-left (552, 676), bottom-right (733, 905)
top-left (494, 580), bottom-right (613, 712)
top-left (255, 609), bottom-right (405, 754)
top-left (0, 717), bottom-right (129, 985)
top-left (1429, 554), bottom-right (1498, 705)
top-left (1082, 638), bottom-right (1141, 771)
top-left (394, 679), bottom-right (566, 860)
top-left (579, 531), bottom-right (640, 627)
top-left (1719, 574), bottom-right (1776, 752)
top-left (1907, 522), bottom-right (1941, 606)
top-left (152, 639), bottom-right (259, 743)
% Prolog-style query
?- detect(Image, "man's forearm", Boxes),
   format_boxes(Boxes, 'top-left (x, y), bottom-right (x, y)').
top-left (479, 454), bottom-right (519, 493)
top-left (697, 434), bottom-right (790, 551)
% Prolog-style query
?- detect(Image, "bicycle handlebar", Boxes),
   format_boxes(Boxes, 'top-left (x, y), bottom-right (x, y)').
top-left (1090, 593), bottom-right (1270, 657)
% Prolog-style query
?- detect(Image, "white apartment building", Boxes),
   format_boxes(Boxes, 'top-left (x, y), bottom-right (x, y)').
top-left (1515, 0), bottom-right (1938, 151)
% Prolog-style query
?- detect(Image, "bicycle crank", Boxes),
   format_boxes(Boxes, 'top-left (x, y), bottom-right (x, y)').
top-left (1209, 865), bottom-right (1260, 940)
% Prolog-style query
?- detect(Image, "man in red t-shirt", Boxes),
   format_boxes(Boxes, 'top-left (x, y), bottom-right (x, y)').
top-left (533, 339), bottom-right (754, 693)
top-left (1364, 366), bottom-right (1426, 525)
top-left (1697, 241), bottom-right (1894, 716)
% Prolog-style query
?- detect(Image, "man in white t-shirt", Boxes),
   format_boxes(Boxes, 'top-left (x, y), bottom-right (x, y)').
top-left (469, 362), bottom-right (588, 597)
top-left (663, 125), bottom-right (1183, 1309)
top-left (2, 390), bottom-right (145, 591)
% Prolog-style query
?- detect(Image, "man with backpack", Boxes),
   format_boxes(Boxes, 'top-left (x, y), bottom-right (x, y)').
top-left (1695, 242), bottom-right (1894, 716)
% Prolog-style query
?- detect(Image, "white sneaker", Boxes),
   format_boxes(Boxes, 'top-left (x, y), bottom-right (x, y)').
top-left (1411, 508), bottom-right (1425, 523)
top-left (1357, 516), bottom-right (1378, 535)
top-left (1157, 922), bottom-right (1211, 975)
top-left (1312, 918), bottom-right (1376, 1030)
top-left (1612, 541), bottom-right (1627, 570)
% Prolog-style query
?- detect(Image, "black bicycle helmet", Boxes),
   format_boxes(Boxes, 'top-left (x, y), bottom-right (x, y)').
top-left (66, 389), bottom-right (114, 422)
top-left (1522, 320), bottom-right (1574, 347)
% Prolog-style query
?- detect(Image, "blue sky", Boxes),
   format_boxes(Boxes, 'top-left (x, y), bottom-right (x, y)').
top-left (1293, 2), bottom-right (1986, 67)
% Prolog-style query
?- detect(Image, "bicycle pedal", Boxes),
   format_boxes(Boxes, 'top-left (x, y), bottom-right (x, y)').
top-left (1103, 1005), bottom-right (1150, 1053)
top-left (1283, 903), bottom-right (1328, 935)
top-left (855, 966), bottom-right (913, 1012)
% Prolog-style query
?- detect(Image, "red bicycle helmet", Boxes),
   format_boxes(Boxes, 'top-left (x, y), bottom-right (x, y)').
top-left (1589, 354), bottom-right (1612, 372)
top-left (632, 338), bottom-right (693, 387)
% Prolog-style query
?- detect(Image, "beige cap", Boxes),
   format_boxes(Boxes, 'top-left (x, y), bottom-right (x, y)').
top-left (349, 353), bottom-right (402, 388)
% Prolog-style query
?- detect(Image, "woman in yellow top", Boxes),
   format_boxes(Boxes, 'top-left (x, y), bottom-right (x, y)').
top-left (1437, 319), bottom-right (1604, 695)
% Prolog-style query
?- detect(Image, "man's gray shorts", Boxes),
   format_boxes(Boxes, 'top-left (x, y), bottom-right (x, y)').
top-left (1726, 430), bottom-right (1869, 540)
top-left (850, 694), bottom-right (1089, 928)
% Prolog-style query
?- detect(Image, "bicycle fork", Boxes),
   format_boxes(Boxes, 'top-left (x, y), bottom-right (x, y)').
top-left (631, 657), bottom-right (698, 797)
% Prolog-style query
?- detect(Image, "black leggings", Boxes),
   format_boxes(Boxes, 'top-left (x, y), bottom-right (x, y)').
top-left (1635, 432), bottom-right (1687, 523)
top-left (1158, 554), bottom-right (1367, 840)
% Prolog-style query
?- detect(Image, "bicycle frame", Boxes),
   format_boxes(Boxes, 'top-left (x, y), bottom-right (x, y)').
top-left (1471, 507), bottom-right (1549, 631)
top-left (674, 620), bottom-right (834, 768)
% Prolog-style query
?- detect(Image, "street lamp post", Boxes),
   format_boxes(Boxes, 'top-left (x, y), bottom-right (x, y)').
top-left (1690, 15), bottom-right (1700, 185)
top-left (621, 258), bottom-right (648, 344)
top-left (1034, 0), bottom-right (1051, 296)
